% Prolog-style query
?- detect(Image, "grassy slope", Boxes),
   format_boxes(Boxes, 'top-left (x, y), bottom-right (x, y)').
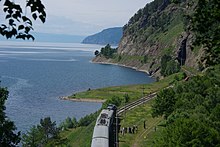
top-left (69, 73), bottom-right (183, 102)
top-left (53, 73), bottom-right (185, 146)
top-left (119, 100), bottom-right (163, 147)
top-left (59, 122), bottom-right (95, 147)
top-left (51, 103), bottom-right (163, 147)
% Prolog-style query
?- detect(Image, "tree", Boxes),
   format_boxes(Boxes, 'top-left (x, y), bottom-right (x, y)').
top-left (94, 50), bottom-right (100, 57)
top-left (123, 94), bottom-right (130, 103)
top-left (152, 65), bottom-right (220, 146)
top-left (22, 117), bottom-right (60, 146)
top-left (152, 88), bottom-right (176, 119)
top-left (191, 0), bottom-right (220, 66)
top-left (22, 125), bottom-right (44, 147)
top-left (59, 117), bottom-right (78, 130)
top-left (65, 117), bottom-right (73, 129)
top-left (38, 117), bottom-right (59, 143)
top-left (78, 112), bottom-right (98, 127)
top-left (160, 54), bottom-right (180, 76)
top-left (0, 87), bottom-right (21, 146)
top-left (0, 0), bottom-right (46, 40)
top-left (100, 44), bottom-right (117, 58)
top-left (118, 55), bottom-right (122, 61)
top-left (71, 117), bottom-right (78, 129)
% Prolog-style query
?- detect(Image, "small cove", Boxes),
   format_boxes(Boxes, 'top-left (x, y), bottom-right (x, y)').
top-left (0, 42), bottom-right (155, 133)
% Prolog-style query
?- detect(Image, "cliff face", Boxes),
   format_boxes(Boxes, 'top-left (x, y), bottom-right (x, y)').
top-left (93, 0), bottom-right (203, 76)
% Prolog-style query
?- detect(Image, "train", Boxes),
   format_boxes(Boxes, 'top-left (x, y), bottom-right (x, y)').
top-left (91, 104), bottom-right (117, 147)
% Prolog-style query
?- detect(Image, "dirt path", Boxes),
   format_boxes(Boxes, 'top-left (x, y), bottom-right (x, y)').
top-left (132, 119), bottom-right (161, 147)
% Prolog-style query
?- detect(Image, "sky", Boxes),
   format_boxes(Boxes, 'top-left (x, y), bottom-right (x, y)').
top-left (1, 0), bottom-right (153, 36)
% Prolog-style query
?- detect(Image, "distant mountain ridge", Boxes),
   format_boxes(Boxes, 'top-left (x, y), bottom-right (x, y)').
top-left (82, 27), bottom-right (123, 45)
top-left (0, 32), bottom-right (85, 43)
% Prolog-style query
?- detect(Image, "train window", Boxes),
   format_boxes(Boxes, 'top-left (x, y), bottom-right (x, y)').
top-left (107, 104), bottom-right (117, 110)
top-left (100, 119), bottom-right (106, 125)
top-left (101, 113), bottom-right (108, 119)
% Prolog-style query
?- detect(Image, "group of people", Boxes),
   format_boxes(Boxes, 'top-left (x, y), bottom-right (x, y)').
top-left (120, 125), bottom-right (138, 135)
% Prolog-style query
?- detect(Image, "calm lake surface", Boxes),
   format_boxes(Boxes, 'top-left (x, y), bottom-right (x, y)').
top-left (0, 41), bottom-right (155, 133)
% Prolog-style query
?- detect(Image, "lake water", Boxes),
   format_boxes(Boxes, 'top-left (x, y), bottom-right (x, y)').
top-left (0, 41), bottom-right (154, 133)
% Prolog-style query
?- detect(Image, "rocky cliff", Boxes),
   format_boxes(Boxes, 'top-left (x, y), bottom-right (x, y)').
top-left (93, 0), bottom-right (203, 76)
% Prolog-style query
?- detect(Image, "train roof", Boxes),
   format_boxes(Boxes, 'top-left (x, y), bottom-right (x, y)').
top-left (91, 108), bottom-right (114, 147)
top-left (91, 136), bottom-right (109, 147)
top-left (92, 125), bottom-right (109, 139)
top-left (95, 109), bottom-right (114, 127)
top-left (92, 122), bottom-right (109, 147)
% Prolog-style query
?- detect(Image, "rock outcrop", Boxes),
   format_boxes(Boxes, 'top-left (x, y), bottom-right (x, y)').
top-left (93, 0), bottom-right (202, 76)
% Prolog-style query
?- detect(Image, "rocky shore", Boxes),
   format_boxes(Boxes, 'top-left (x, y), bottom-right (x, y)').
top-left (91, 56), bottom-right (153, 76)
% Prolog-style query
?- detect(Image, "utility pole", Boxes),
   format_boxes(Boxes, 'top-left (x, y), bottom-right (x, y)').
top-left (142, 85), bottom-right (145, 97)
top-left (124, 96), bottom-right (126, 123)
top-left (115, 112), bottom-right (119, 147)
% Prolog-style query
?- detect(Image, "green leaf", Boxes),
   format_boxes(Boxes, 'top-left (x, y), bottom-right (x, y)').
top-left (1, 24), bottom-right (7, 29)
top-left (11, 28), bottom-right (17, 35)
top-left (5, 14), bottom-right (11, 19)
top-left (32, 13), bottom-right (37, 20)
top-left (27, 34), bottom-right (35, 40)
top-left (39, 15), bottom-right (45, 23)
top-left (3, 7), bottom-right (8, 12)
top-left (18, 25), bottom-right (24, 30)
top-left (4, 0), bottom-right (12, 7)
top-left (31, 6), bottom-right (37, 13)
top-left (16, 34), bottom-right (26, 40)
top-left (9, 19), bottom-right (14, 26)
top-left (25, 27), bottom-right (31, 33)
top-left (22, 16), bottom-right (31, 23)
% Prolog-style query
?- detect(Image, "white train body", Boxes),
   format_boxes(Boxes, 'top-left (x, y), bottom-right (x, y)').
top-left (91, 108), bottom-right (115, 147)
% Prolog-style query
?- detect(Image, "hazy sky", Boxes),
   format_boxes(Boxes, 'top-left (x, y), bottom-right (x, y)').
top-left (2, 0), bottom-right (153, 36)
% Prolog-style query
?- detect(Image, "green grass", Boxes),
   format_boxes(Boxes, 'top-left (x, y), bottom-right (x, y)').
top-left (119, 100), bottom-right (163, 147)
top-left (57, 122), bottom-right (95, 147)
top-left (112, 54), bottom-right (144, 63)
top-left (158, 22), bottom-right (184, 46)
top-left (69, 72), bottom-right (182, 102)
top-left (181, 65), bottom-right (201, 76)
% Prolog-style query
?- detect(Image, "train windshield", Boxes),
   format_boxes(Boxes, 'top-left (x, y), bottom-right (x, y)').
top-left (101, 113), bottom-right (108, 119)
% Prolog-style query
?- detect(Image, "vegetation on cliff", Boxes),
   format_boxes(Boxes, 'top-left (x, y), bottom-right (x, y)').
top-left (93, 0), bottom-right (189, 76)
top-left (94, 44), bottom-right (117, 59)
top-left (94, 0), bottom-right (219, 77)
top-left (191, 0), bottom-right (220, 67)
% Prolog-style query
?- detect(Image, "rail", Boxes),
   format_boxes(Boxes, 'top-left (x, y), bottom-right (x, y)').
top-left (117, 92), bottom-right (157, 115)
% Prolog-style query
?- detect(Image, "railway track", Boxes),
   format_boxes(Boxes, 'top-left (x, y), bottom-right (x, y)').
top-left (117, 92), bottom-right (157, 116)
top-left (115, 92), bottom-right (157, 147)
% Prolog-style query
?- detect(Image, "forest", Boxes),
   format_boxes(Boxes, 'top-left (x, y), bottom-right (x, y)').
top-left (152, 65), bottom-right (220, 146)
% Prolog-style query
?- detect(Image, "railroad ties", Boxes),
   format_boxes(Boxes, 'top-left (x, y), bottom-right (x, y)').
top-left (117, 92), bottom-right (157, 116)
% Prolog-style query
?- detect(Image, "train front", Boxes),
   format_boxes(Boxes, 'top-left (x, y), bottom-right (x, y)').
top-left (91, 108), bottom-right (114, 147)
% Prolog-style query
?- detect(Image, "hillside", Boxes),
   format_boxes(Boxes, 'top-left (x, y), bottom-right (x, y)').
top-left (82, 27), bottom-right (123, 45)
top-left (93, 0), bottom-right (204, 77)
